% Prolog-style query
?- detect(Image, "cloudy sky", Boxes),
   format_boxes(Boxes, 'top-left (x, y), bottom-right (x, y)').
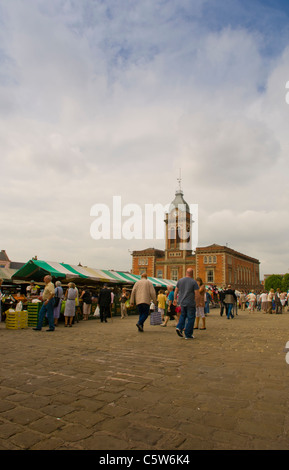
top-left (1, 0), bottom-right (289, 278)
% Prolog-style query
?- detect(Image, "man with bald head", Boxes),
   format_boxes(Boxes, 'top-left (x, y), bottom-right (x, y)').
top-left (33, 275), bottom-right (55, 332)
top-left (173, 268), bottom-right (199, 340)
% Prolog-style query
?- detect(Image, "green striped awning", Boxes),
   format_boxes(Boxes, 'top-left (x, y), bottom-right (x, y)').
top-left (12, 259), bottom-right (178, 287)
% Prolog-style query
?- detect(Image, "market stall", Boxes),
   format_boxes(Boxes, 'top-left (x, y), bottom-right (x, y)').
top-left (10, 259), bottom-right (179, 320)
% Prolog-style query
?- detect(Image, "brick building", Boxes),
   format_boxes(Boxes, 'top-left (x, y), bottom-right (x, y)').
top-left (131, 189), bottom-right (261, 291)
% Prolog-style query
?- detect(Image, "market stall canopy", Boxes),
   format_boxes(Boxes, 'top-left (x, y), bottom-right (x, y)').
top-left (11, 259), bottom-right (178, 287)
top-left (109, 271), bottom-right (178, 288)
top-left (11, 259), bottom-right (116, 283)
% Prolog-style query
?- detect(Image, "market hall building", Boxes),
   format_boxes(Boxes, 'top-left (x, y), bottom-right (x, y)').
top-left (131, 189), bottom-right (261, 292)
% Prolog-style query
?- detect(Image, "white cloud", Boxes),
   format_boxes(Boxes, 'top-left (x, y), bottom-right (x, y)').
top-left (0, 0), bottom-right (289, 279)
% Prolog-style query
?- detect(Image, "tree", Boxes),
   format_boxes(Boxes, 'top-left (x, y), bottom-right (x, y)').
top-left (281, 273), bottom-right (289, 292)
top-left (265, 274), bottom-right (283, 291)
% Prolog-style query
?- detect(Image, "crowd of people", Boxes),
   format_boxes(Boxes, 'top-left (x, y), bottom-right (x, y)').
top-left (235, 288), bottom-right (289, 314)
top-left (129, 270), bottom-right (217, 337)
top-left (1, 274), bottom-right (288, 335)
top-left (30, 276), bottom-right (121, 331)
top-left (129, 274), bottom-right (289, 338)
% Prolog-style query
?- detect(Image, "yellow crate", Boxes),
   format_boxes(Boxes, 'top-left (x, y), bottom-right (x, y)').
top-left (6, 323), bottom-right (28, 330)
top-left (6, 310), bottom-right (28, 329)
top-left (6, 324), bottom-right (21, 330)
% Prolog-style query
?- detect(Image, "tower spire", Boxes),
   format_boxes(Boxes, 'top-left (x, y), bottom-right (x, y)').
top-left (177, 168), bottom-right (183, 194)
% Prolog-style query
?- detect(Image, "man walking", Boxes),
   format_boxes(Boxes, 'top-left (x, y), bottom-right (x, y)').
top-left (223, 285), bottom-right (237, 319)
top-left (219, 288), bottom-right (226, 316)
top-left (98, 284), bottom-right (112, 322)
top-left (130, 273), bottom-right (157, 332)
top-left (174, 268), bottom-right (199, 340)
top-left (33, 275), bottom-right (55, 332)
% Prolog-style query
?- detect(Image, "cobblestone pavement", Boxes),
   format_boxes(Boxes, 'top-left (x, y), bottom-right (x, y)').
top-left (0, 309), bottom-right (289, 450)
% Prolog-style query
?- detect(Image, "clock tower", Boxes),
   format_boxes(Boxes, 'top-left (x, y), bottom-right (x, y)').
top-left (165, 183), bottom-right (192, 255)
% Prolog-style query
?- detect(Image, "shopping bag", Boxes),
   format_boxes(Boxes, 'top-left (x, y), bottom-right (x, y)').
top-left (93, 305), bottom-right (100, 318)
top-left (150, 307), bottom-right (162, 325)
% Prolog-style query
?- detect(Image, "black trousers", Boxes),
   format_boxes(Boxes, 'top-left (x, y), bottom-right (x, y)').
top-left (100, 305), bottom-right (110, 322)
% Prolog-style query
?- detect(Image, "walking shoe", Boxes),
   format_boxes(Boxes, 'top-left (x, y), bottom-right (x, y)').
top-left (33, 328), bottom-right (41, 331)
top-left (136, 323), bottom-right (143, 332)
top-left (176, 328), bottom-right (183, 337)
top-left (185, 336), bottom-right (194, 340)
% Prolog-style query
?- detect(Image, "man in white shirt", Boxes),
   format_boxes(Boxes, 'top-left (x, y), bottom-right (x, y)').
top-left (260, 291), bottom-right (268, 313)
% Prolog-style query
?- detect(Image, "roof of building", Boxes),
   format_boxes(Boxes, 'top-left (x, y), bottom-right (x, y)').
top-left (10, 261), bottom-right (25, 270)
top-left (0, 250), bottom-right (10, 262)
top-left (131, 248), bottom-right (165, 257)
top-left (196, 244), bottom-right (260, 263)
top-left (168, 189), bottom-right (190, 213)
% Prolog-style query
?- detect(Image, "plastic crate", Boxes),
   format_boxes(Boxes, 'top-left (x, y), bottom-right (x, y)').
top-left (27, 302), bottom-right (47, 327)
top-left (6, 310), bottom-right (28, 330)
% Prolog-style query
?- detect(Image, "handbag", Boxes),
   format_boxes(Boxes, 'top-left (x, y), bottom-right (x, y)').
top-left (54, 287), bottom-right (60, 307)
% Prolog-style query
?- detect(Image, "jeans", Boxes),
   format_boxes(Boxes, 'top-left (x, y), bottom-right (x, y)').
top-left (226, 303), bottom-right (234, 319)
top-left (137, 303), bottom-right (150, 327)
top-left (37, 299), bottom-right (55, 330)
top-left (176, 304), bottom-right (196, 338)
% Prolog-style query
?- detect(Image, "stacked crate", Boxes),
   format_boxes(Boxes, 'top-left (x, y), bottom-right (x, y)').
top-left (27, 302), bottom-right (45, 328)
top-left (6, 310), bottom-right (28, 329)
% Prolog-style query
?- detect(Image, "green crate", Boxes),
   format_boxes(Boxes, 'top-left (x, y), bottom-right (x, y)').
top-left (27, 303), bottom-right (47, 327)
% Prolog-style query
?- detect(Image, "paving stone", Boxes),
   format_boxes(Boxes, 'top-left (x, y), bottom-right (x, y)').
top-left (0, 437), bottom-right (21, 450)
top-left (100, 403), bottom-right (130, 417)
top-left (73, 398), bottom-right (105, 412)
top-left (10, 430), bottom-right (44, 449)
top-left (124, 425), bottom-right (163, 446)
top-left (53, 423), bottom-right (94, 442)
top-left (77, 432), bottom-right (131, 450)
top-left (1, 407), bottom-right (44, 426)
top-left (64, 410), bottom-right (106, 427)
top-left (40, 404), bottom-right (75, 418)
top-left (31, 437), bottom-right (65, 450)
top-left (29, 416), bottom-right (64, 434)
top-left (0, 401), bottom-right (16, 413)
top-left (1, 312), bottom-right (289, 450)
top-left (0, 422), bottom-right (22, 439)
